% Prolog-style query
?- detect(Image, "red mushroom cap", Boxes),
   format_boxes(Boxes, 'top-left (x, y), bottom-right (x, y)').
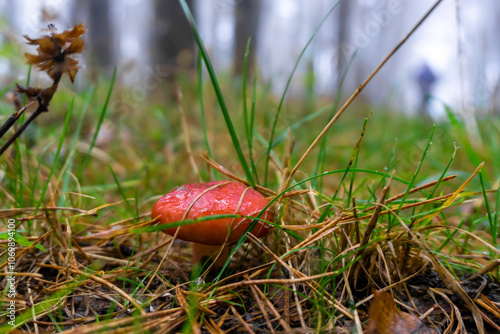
top-left (151, 181), bottom-right (273, 245)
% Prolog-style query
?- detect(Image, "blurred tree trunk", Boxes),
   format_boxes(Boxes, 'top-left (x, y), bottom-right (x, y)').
top-left (152, 0), bottom-right (195, 73)
top-left (336, 0), bottom-right (350, 89)
top-left (233, 0), bottom-right (261, 76)
top-left (87, 0), bottom-right (113, 74)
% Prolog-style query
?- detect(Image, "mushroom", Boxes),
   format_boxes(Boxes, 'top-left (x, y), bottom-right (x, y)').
top-left (151, 181), bottom-right (273, 268)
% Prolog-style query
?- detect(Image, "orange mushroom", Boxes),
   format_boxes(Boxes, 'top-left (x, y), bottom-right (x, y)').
top-left (152, 181), bottom-right (273, 267)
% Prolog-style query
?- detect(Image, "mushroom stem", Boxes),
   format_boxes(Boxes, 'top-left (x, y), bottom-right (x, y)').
top-left (192, 243), bottom-right (230, 268)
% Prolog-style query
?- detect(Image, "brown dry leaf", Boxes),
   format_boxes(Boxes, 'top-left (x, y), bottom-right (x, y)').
top-left (366, 290), bottom-right (437, 334)
top-left (24, 23), bottom-right (86, 82)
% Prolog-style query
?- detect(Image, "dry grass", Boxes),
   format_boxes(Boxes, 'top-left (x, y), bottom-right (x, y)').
top-left (2, 154), bottom-right (500, 333)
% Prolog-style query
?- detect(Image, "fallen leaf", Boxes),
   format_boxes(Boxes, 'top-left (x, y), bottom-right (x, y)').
top-left (366, 290), bottom-right (437, 334)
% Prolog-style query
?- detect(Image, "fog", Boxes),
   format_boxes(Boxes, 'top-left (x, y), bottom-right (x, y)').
top-left (1, 0), bottom-right (499, 119)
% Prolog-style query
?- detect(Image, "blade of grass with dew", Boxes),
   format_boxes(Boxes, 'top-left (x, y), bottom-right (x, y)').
top-left (58, 86), bottom-right (94, 208)
top-left (109, 165), bottom-right (136, 221)
top-left (263, 1), bottom-right (341, 186)
top-left (197, 52), bottom-right (217, 181)
top-left (78, 66), bottom-right (117, 178)
top-left (179, 0), bottom-right (254, 187)
top-left (33, 96), bottom-right (74, 216)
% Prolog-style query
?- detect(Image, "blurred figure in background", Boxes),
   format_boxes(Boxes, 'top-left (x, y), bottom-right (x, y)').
top-left (415, 62), bottom-right (437, 119)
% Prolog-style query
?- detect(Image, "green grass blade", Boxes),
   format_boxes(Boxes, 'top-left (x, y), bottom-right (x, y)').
top-left (109, 165), bottom-right (136, 221)
top-left (58, 87), bottom-right (94, 207)
top-left (34, 96), bottom-right (75, 214)
top-left (444, 104), bottom-right (483, 173)
top-left (313, 51), bottom-right (357, 191)
top-left (331, 116), bottom-right (370, 204)
top-left (243, 37), bottom-right (251, 144)
top-left (179, 0), bottom-right (254, 187)
top-left (0, 82), bottom-right (15, 99)
top-left (214, 166), bottom-right (424, 282)
top-left (272, 103), bottom-right (333, 149)
top-left (78, 66), bottom-right (117, 178)
top-left (197, 52), bottom-right (216, 181)
top-left (479, 171), bottom-right (496, 246)
top-left (263, 1), bottom-right (341, 186)
top-left (242, 37), bottom-right (259, 183)
top-left (394, 125), bottom-right (435, 218)
top-left (249, 68), bottom-right (259, 183)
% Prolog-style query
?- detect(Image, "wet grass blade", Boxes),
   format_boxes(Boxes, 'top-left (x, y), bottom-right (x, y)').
top-left (179, 0), bottom-right (254, 187)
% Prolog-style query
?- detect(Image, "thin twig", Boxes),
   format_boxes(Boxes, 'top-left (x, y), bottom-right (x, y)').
top-left (0, 99), bottom-right (36, 138)
top-left (0, 107), bottom-right (43, 155)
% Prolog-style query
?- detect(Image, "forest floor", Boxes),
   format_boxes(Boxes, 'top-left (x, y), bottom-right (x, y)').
top-left (1, 69), bottom-right (500, 333)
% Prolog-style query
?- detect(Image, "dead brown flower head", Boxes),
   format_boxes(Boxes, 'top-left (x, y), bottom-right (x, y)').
top-left (24, 23), bottom-right (87, 83)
